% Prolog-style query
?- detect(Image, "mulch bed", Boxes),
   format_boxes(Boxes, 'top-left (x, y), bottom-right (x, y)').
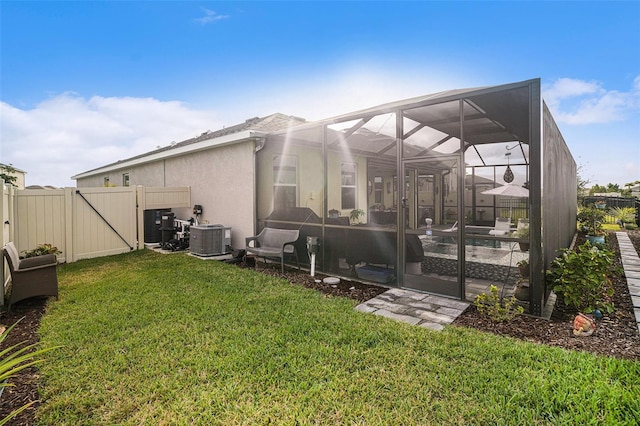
top-left (1, 230), bottom-right (639, 424)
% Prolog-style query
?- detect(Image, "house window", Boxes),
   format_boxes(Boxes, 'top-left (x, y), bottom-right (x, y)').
top-left (103, 176), bottom-right (110, 186)
top-left (374, 176), bottom-right (383, 204)
top-left (273, 155), bottom-right (297, 209)
top-left (341, 162), bottom-right (356, 210)
top-left (122, 173), bottom-right (130, 187)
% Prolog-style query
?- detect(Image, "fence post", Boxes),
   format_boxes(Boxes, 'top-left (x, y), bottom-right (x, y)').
top-left (1, 180), bottom-right (5, 307)
top-left (7, 185), bottom-right (15, 245)
top-left (64, 187), bottom-right (75, 263)
top-left (136, 186), bottom-right (145, 250)
top-left (1, 179), bottom-right (5, 248)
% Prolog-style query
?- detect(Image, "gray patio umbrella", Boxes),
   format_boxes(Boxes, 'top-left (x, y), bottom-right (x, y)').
top-left (482, 184), bottom-right (529, 218)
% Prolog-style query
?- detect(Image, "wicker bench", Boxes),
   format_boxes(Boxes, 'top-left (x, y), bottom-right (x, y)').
top-left (2, 242), bottom-right (59, 311)
top-left (245, 228), bottom-right (300, 273)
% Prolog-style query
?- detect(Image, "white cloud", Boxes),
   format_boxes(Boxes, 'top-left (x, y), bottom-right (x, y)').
top-left (0, 93), bottom-right (221, 187)
top-left (234, 65), bottom-right (464, 123)
top-left (543, 77), bottom-right (640, 125)
top-left (194, 8), bottom-right (228, 25)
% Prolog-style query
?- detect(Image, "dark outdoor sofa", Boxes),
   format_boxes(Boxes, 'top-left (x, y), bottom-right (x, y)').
top-left (345, 225), bottom-right (424, 269)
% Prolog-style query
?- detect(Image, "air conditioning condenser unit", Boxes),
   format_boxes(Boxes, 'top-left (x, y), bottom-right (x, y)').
top-left (190, 225), bottom-right (232, 256)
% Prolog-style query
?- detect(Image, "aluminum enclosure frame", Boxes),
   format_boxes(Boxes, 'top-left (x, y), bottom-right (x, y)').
top-left (257, 78), bottom-right (576, 317)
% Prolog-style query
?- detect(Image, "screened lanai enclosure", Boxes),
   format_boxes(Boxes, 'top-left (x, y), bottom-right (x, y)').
top-left (255, 79), bottom-right (576, 316)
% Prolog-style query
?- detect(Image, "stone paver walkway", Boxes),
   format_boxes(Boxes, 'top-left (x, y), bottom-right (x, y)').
top-left (616, 232), bottom-right (640, 333)
top-left (355, 288), bottom-right (469, 331)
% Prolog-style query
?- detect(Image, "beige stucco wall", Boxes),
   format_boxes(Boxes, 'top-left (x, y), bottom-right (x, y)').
top-left (76, 141), bottom-right (256, 249)
top-left (256, 140), bottom-right (368, 222)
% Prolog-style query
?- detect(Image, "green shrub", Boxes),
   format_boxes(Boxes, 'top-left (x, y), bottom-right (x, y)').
top-left (610, 207), bottom-right (636, 227)
top-left (474, 285), bottom-right (524, 322)
top-left (548, 241), bottom-right (618, 313)
top-left (577, 206), bottom-right (606, 236)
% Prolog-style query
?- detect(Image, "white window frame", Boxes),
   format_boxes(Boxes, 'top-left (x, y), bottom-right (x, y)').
top-left (273, 154), bottom-right (297, 208)
top-left (341, 162), bottom-right (357, 210)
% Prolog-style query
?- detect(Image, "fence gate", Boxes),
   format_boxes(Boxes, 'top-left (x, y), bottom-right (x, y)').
top-left (72, 187), bottom-right (138, 261)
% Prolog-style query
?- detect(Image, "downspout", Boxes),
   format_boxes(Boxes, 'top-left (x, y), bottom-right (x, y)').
top-left (253, 134), bottom-right (267, 236)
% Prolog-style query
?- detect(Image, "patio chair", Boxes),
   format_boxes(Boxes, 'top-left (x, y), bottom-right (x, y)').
top-left (245, 228), bottom-right (300, 273)
top-left (2, 242), bottom-right (59, 311)
top-left (488, 217), bottom-right (511, 236)
top-left (442, 221), bottom-right (458, 232)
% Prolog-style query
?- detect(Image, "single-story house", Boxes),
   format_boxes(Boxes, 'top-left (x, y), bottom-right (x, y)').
top-left (74, 78), bottom-right (577, 317)
top-left (0, 164), bottom-right (27, 189)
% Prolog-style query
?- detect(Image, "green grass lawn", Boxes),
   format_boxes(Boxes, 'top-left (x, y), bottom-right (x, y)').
top-left (37, 250), bottom-right (639, 425)
top-left (602, 223), bottom-right (622, 231)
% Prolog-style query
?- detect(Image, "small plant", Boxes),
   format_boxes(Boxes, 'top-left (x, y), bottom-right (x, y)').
top-left (512, 226), bottom-right (530, 251)
top-left (594, 199), bottom-right (607, 209)
top-left (513, 226), bottom-right (529, 239)
top-left (0, 318), bottom-right (59, 425)
top-left (516, 259), bottom-right (529, 277)
top-left (349, 209), bottom-right (365, 224)
top-left (547, 241), bottom-right (619, 313)
top-left (21, 243), bottom-right (61, 259)
top-left (610, 207), bottom-right (636, 228)
top-left (474, 285), bottom-right (524, 322)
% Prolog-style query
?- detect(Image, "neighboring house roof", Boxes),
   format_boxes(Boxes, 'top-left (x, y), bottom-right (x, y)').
top-left (72, 113), bottom-right (306, 179)
top-left (0, 163), bottom-right (26, 173)
top-left (593, 192), bottom-right (622, 197)
top-left (25, 185), bottom-right (59, 190)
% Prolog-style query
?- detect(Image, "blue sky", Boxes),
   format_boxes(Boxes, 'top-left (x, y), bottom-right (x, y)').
top-left (1, 1), bottom-right (639, 188)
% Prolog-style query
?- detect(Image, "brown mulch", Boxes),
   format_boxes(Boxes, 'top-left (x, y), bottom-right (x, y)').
top-left (1, 230), bottom-right (639, 424)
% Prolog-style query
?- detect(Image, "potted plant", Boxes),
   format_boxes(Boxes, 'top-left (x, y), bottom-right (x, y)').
top-left (513, 226), bottom-right (530, 252)
top-left (328, 209), bottom-right (340, 219)
top-left (21, 243), bottom-right (61, 259)
top-left (517, 259), bottom-right (529, 278)
top-left (514, 278), bottom-right (530, 301)
top-left (594, 199), bottom-right (607, 209)
top-left (577, 206), bottom-right (606, 244)
top-left (349, 208), bottom-right (365, 224)
top-left (514, 259), bottom-right (530, 300)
